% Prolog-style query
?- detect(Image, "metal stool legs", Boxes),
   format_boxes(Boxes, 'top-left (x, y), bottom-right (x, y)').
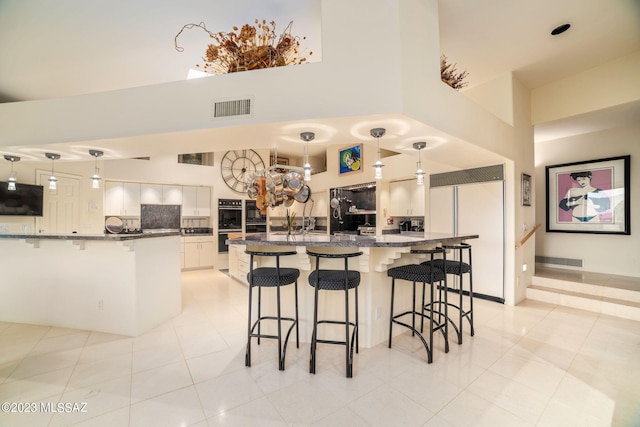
top-left (432, 244), bottom-right (474, 344)
top-left (245, 250), bottom-right (300, 371)
top-left (308, 250), bottom-right (362, 378)
top-left (388, 248), bottom-right (448, 363)
top-left (442, 243), bottom-right (474, 344)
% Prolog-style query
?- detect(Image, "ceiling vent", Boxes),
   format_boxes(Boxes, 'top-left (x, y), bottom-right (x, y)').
top-left (211, 97), bottom-right (252, 119)
top-left (430, 164), bottom-right (504, 188)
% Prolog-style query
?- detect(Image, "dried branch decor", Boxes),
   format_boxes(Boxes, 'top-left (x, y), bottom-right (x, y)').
top-left (440, 54), bottom-right (469, 90)
top-left (175, 19), bottom-right (311, 74)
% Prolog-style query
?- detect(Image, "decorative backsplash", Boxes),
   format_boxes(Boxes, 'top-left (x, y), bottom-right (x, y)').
top-left (141, 204), bottom-right (181, 230)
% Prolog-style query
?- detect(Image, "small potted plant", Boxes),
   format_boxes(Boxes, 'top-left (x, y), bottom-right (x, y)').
top-left (286, 209), bottom-right (296, 235)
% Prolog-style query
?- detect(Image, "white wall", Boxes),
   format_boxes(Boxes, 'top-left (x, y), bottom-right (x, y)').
top-left (534, 122), bottom-right (640, 277)
top-left (531, 51), bottom-right (640, 125)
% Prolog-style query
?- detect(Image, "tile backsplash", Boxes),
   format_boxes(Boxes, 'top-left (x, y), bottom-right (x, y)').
top-left (141, 204), bottom-right (181, 230)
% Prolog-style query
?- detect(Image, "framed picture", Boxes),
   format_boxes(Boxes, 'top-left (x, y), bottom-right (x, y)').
top-left (545, 155), bottom-right (630, 234)
top-left (521, 173), bottom-right (532, 206)
top-left (339, 143), bottom-right (363, 175)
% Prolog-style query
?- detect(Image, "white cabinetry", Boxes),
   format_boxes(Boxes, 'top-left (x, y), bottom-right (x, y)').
top-left (141, 184), bottom-right (183, 205)
top-left (389, 179), bottom-right (425, 217)
top-left (182, 186), bottom-right (211, 217)
top-left (228, 244), bottom-right (250, 285)
top-left (311, 190), bottom-right (328, 218)
top-left (182, 236), bottom-right (214, 270)
top-left (104, 182), bottom-right (141, 216)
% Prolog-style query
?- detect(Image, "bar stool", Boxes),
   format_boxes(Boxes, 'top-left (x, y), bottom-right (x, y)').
top-left (421, 243), bottom-right (474, 344)
top-left (307, 250), bottom-right (363, 378)
top-left (387, 247), bottom-right (448, 363)
top-left (245, 250), bottom-right (300, 371)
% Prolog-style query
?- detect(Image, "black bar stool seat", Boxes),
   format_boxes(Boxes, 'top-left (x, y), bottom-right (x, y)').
top-left (248, 268), bottom-right (301, 287)
top-left (307, 250), bottom-right (363, 378)
top-left (387, 247), bottom-right (449, 363)
top-left (308, 269), bottom-right (361, 291)
top-left (245, 250), bottom-right (300, 371)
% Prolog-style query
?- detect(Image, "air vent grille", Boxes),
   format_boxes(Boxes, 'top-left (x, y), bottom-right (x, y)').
top-left (212, 98), bottom-right (252, 119)
top-left (535, 256), bottom-right (583, 267)
top-left (430, 164), bottom-right (504, 188)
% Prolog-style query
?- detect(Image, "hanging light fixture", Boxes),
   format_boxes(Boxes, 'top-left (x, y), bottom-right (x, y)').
top-left (4, 155), bottom-right (20, 191)
top-left (370, 128), bottom-right (386, 180)
top-left (45, 153), bottom-right (60, 191)
top-left (89, 150), bottom-right (104, 189)
top-left (413, 142), bottom-right (426, 185)
top-left (300, 132), bottom-right (314, 181)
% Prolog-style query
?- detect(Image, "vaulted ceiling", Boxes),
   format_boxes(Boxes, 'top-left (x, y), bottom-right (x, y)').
top-left (0, 0), bottom-right (638, 162)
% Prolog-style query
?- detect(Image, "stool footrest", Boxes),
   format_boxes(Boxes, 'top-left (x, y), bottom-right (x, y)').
top-left (391, 311), bottom-right (449, 348)
top-left (247, 316), bottom-right (299, 370)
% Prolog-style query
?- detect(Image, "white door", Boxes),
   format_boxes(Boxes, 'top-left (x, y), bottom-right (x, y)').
top-left (36, 171), bottom-right (81, 234)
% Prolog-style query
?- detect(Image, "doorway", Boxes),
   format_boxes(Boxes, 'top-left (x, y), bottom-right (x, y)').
top-left (36, 170), bottom-right (81, 234)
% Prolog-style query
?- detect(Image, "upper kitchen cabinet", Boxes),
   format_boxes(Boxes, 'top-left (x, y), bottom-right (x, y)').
top-left (312, 190), bottom-right (328, 218)
top-left (389, 179), bottom-right (425, 217)
top-left (104, 182), bottom-right (141, 217)
top-left (182, 186), bottom-right (211, 217)
top-left (141, 184), bottom-right (183, 205)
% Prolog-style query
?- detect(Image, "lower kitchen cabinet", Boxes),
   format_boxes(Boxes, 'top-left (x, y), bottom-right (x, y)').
top-left (228, 245), bottom-right (250, 285)
top-left (182, 236), bottom-right (214, 270)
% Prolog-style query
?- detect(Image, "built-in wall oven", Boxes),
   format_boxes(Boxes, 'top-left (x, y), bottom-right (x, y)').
top-left (245, 200), bottom-right (266, 233)
top-left (218, 199), bottom-right (242, 253)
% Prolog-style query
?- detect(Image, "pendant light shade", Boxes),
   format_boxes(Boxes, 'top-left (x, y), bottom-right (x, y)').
top-left (300, 132), bottom-right (314, 182)
top-left (4, 155), bottom-right (20, 191)
top-left (45, 153), bottom-right (60, 191)
top-left (370, 128), bottom-right (386, 180)
top-left (413, 141), bottom-right (426, 185)
top-left (89, 150), bottom-right (104, 189)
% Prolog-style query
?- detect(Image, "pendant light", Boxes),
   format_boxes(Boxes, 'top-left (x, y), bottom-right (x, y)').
top-left (45, 153), bottom-right (60, 191)
top-left (4, 155), bottom-right (20, 191)
top-left (89, 150), bottom-right (104, 189)
top-left (300, 131), bottom-right (314, 181)
top-left (370, 128), bottom-right (386, 180)
top-left (413, 141), bottom-right (426, 185)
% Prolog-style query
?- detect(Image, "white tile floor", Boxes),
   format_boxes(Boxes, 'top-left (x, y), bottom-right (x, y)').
top-left (1, 269), bottom-right (639, 426)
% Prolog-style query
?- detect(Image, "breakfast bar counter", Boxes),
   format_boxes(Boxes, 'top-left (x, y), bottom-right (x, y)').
top-left (0, 232), bottom-right (182, 336)
top-left (226, 231), bottom-right (478, 248)
top-left (227, 231), bottom-right (478, 348)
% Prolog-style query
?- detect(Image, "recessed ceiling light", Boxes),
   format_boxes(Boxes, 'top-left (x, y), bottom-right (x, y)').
top-left (551, 23), bottom-right (571, 36)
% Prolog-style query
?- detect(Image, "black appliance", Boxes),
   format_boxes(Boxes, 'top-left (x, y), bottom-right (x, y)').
top-left (328, 184), bottom-right (376, 235)
top-left (218, 199), bottom-right (242, 253)
top-left (399, 220), bottom-right (411, 232)
top-left (245, 200), bottom-right (266, 233)
top-left (0, 182), bottom-right (44, 216)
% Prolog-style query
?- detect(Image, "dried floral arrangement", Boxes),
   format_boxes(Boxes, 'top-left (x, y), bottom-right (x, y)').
top-left (175, 19), bottom-right (311, 74)
top-left (440, 54), bottom-right (469, 90)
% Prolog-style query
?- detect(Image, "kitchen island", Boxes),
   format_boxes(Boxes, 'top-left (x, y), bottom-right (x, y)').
top-left (0, 232), bottom-right (181, 336)
top-left (227, 231), bottom-right (478, 348)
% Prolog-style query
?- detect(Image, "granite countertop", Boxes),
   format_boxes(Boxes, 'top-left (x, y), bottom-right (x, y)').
top-left (0, 231), bottom-right (181, 241)
top-left (226, 232), bottom-right (478, 248)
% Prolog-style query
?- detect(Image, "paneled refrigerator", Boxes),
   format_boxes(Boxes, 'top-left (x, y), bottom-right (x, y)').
top-left (429, 165), bottom-right (505, 302)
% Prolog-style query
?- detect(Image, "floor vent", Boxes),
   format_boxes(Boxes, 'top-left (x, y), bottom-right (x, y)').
top-left (535, 255), bottom-right (583, 267)
top-left (212, 98), bottom-right (252, 119)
